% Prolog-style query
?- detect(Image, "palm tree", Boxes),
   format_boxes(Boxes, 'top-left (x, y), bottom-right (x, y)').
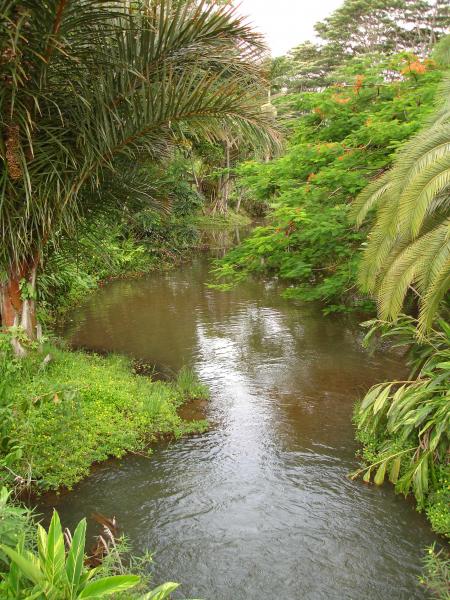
top-left (351, 36), bottom-right (450, 334)
top-left (0, 0), bottom-right (278, 353)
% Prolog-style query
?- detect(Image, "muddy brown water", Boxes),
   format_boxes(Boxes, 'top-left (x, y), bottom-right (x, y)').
top-left (40, 243), bottom-right (439, 599)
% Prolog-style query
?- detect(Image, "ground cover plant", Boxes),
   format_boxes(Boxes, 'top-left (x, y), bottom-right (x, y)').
top-left (0, 335), bottom-right (208, 492)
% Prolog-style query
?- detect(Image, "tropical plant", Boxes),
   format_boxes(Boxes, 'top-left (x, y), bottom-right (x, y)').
top-left (352, 316), bottom-right (449, 535)
top-left (0, 488), bottom-right (34, 568)
top-left (352, 36), bottom-right (450, 334)
top-left (0, 510), bottom-right (140, 598)
top-left (0, 508), bottom-right (181, 599)
top-left (211, 54), bottom-right (442, 312)
top-left (0, 0), bottom-right (278, 353)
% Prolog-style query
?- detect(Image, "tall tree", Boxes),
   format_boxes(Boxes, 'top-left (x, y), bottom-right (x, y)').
top-left (315, 0), bottom-right (450, 58)
top-left (0, 0), bottom-right (278, 353)
top-left (276, 0), bottom-right (450, 93)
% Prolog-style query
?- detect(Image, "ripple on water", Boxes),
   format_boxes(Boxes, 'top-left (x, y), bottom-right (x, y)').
top-left (42, 256), bottom-right (438, 600)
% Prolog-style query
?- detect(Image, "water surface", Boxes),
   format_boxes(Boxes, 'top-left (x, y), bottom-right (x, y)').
top-left (44, 253), bottom-right (437, 599)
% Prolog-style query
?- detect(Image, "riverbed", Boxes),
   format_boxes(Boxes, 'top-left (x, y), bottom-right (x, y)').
top-left (41, 251), bottom-right (437, 599)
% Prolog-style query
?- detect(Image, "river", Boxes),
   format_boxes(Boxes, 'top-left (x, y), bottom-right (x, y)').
top-left (41, 242), bottom-right (438, 600)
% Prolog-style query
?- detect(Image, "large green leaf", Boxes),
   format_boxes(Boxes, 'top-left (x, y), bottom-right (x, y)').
top-left (0, 545), bottom-right (43, 586)
top-left (374, 460), bottom-right (388, 485)
top-left (78, 574), bottom-right (140, 598)
top-left (66, 518), bottom-right (87, 597)
top-left (44, 510), bottom-right (67, 587)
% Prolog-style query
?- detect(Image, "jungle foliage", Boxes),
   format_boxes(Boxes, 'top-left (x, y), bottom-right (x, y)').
top-left (211, 54), bottom-right (443, 313)
top-left (352, 316), bottom-right (449, 537)
top-left (0, 0), bottom-right (278, 353)
top-left (352, 37), bottom-right (450, 334)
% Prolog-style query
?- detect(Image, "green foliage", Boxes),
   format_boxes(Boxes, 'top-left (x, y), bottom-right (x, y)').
top-left (37, 159), bottom-right (207, 323)
top-left (212, 56), bottom-right (442, 313)
top-left (175, 366), bottom-right (210, 401)
top-left (315, 0), bottom-right (449, 59)
top-left (0, 488), bottom-right (34, 568)
top-left (0, 0), bottom-right (278, 335)
top-left (352, 316), bottom-right (450, 536)
top-left (268, 0), bottom-right (449, 93)
top-left (419, 545), bottom-right (450, 600)
top-left (0, 508), bottom-right (180, 599)
top-left (0, 340), bottom-right (208, 492)
top-left (352, 43), bottom-right (450, 333)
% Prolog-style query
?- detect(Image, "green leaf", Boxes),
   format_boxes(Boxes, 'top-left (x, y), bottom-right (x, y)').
top-left (388, 457), bottom-right (401, 484)
top-left (66, 518), bottom-right (87, 596)
top-left (45, 510), bottom-right (66, 586)
top-left (0, 545), bottom-right (43, 586)
top-left (374, 460), bottom-right (387, 485)
top-left (360, 383), bottom-right (385, 411)
top-left (37, 523), bottom-right (48, 568)
top-left (363, 468), bottom-right (372, 483)
top-left (138, 582), bottom-right (180, 600)
top-left (78, 575), bottom-right (140, 598)
top-left (373, 384), bottom-right (392, 414)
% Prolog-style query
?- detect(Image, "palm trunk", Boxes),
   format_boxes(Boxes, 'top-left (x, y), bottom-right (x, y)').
top-left (0, 261), bottom-right (38, 356)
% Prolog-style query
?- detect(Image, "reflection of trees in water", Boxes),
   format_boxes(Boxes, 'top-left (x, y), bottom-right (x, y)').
top-left (200, 226), bottom-right (243, 258)
top-left (64, 254), bottom-right (401, 429)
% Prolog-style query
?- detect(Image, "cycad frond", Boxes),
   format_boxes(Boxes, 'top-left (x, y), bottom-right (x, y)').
top-left (398, 154), bottom-right (450, 237)
top-left (353, 64), bottom-right (450, 333)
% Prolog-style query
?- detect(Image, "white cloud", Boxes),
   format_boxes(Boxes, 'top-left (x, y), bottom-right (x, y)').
top-left (236, 0), bottom-right (344, 56)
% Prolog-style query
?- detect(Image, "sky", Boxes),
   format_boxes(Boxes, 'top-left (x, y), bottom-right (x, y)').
top-left (236, 0), bottom-right (344, 57)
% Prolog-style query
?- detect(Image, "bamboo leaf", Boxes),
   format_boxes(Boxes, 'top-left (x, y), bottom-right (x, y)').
top-left (373, 384), bottom-right (393, 414)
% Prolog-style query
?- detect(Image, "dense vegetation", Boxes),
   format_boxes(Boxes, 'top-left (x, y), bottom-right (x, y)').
top-left (0, 335), bottom-right (208, 491)
top-left (0, 488), bottom-right (182, 598)
top-left (0, 0), bottom-right (449, 596)
top-left (212, 54), bottom-right (443, 312)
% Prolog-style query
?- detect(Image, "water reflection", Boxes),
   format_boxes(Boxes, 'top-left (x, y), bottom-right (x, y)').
top-left (47, 255), bottom-right (437, 600)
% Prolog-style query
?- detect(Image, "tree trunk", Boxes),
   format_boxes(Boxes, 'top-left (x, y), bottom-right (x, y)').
top-left (213, 140), bottom-right (231, 215)
top-left (0, 261), bottom-right (38, 356)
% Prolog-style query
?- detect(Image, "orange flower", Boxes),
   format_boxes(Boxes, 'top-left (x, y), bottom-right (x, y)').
top-left (354, 74), bottom-right (364, 94)
top-left (402, 60), bottom-right (427, 75)
top-left (332, 93), bottom-right (351, 104)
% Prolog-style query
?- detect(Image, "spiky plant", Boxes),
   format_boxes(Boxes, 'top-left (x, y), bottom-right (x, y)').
top-left (0, 0), bottom-right (278, 352)
top-left (351, 36), bottom-right (450, 334)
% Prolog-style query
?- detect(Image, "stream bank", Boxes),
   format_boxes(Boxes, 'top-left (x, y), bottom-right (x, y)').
top-left (37, 252), bottom-right (440, 600)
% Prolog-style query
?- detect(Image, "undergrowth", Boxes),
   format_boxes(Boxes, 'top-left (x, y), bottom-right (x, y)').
top-left (0, 336), bottom-right (208, 493)
top-left (352, 316), bottom-right (450, 538)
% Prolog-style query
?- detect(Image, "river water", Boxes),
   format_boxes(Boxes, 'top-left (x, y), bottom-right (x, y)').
top-left (43, 245), bottom-right (438, 599)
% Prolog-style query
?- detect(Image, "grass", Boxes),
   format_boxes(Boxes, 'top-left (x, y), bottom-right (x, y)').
top-left (0, 340), bottom-right (208, 492)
